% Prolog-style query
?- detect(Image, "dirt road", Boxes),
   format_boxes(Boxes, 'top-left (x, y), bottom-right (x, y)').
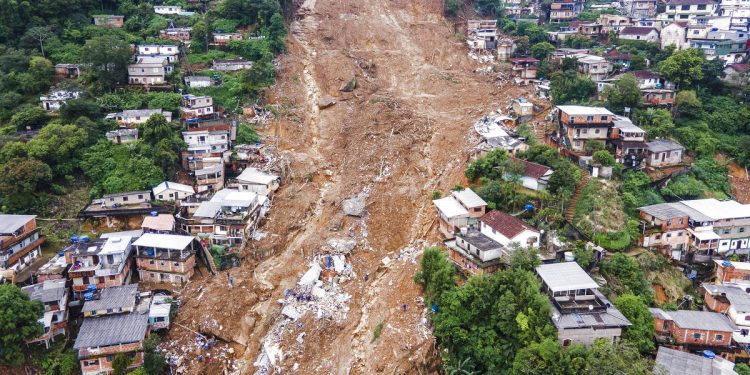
top-left (166, 1), bottom-right (535, 373)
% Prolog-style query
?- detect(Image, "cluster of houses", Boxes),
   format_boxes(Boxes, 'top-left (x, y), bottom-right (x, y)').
top-left (5, 151), bottom-right (280, 373)
top-left (469, 0), bottom-right (750, 87)
top-left (555, 105), bottom-right (685, 171)
top-left (432, 188), bottom-right (634, 348)
top-left (638, 198), bottom-right (750, 263)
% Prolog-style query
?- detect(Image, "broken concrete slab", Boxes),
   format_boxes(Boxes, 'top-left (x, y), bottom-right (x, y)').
top-left (282, 305), bottom-right (301, 320)
top-left (340, 77), bottom-right (357, 92)
top-left (332, 255), bottom-right (345, 273)
top-left (327, 237), bottom-right (356, 254)
top-left (318, 96), bottom-right (336, 109)
top-left (342, 194), bottom-right (366, 217)
top-left (298, 263), bottom-right (322, 286)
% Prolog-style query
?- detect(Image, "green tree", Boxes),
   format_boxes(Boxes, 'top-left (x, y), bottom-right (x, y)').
top-left (530, 42), bottom-right (555, 61)
top-left (236, 124), bottom-right (261, 144)
top-left (465, 149), bottom-right (510, 181)
top-left (509, 246), bottom-right (542, 272)
top-left (550, 70), bottom-right (596, 105)
top-left (659, 48), bottom-right (704, 89)
top-left (736, 363), bottom-right (750, 375)
top-left (592, 150), bottom-right (615, 167)
top-left (601, 253), bottom-right (653, 304)
top-left (0, 284), bottom-right (44, 365)
top-left (414, 247), bottom-right (457, 305)
top-left (27, 123), bottom-right (89, 176)
top-left (82, 35), bottom-right (131, 93)
top-left (266, 12), bottom-right (286, 53)
top-left (0, 158), bottom-right (53, 212)
top-left (633, 108), bottom-right (674, 138)
top-left (59, 99), bottom-right (101, 123)
top-left (434, 269), bottom-right (556, 373)
top-left (573, 244), bottom-right (593, 270)
top-left (112, 353), bottom-right (133, 375)
top-left (614, 294), bottom-right (655, 353)
top-left (19, 56), bottom-right (54, 94)
top-left (605, 74), bottom-right (641, 114)
top-left (674, 90), bottom-right (702, 119)
top-left (10, 106), bottom-right (50, 130)
top-left (139, 113), bottom-right (173, 146)
top-left (142, 335), bottom-right (166, 375)
top-left (629, 55), bottom-right (647, 71)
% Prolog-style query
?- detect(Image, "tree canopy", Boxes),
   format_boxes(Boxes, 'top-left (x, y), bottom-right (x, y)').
top-left (0, 284), bottom-right (44, 365)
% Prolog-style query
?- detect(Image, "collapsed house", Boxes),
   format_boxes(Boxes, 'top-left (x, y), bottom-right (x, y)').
top-left (473, 112), bottom-right (528, 155)
top-left (176, 189), bottom-right (269, 250)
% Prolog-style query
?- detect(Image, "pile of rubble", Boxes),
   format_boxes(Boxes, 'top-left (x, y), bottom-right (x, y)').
top-left (160, 331), bottom-right (240, 375)
top-left (254, 251), bottom-right (358, 373)
top-left (468, 52), bottom-right (496, 63)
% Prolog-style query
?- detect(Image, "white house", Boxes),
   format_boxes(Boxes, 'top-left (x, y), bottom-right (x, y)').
top-left (235, 168), bottom-right (280, 196)
top-left (154, 5), bottom-right (184, 14)
top-left (510, 158), bottom-right (554, 191)
top-left (618, 27), bottom-right (660, 43)
top-left (660, 22), bottom-right (688, 50)
top-left (106, 109), bottom-right (172, 127)
top-left (180, 95), bottom-right (214, 119)
top-left (658, 0), bottom-right (719, 22)
top-left (152, 181), bottom-right (195, 202)
top-left (479, 210), bottom-right (540, 249)
top-left (184, 76), bottom-right (212, 88)
top-left (137, 44), bottom-right (179, 56)
top-left (40, 90), bottom-right (82, 112)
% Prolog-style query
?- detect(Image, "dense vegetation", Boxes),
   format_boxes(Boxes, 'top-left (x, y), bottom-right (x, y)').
top-left (0, 0), bottom-right (285, 214)
top-left (416, 248), bottom-right (655, 374)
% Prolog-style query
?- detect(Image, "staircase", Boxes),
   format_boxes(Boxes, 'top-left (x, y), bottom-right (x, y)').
top-left (565, 170), bottom-right (591, 223)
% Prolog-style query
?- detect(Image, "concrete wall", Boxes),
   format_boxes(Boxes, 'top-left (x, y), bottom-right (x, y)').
top-left (559, 327), bottom-right (622, 346)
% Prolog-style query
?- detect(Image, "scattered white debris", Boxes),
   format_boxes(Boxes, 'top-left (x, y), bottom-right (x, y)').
top-left (342, 193), bottom-right (367, 217)
top-left (298, 263), bottom-right (322, 287)
top-left (282, 305), bottom-right (301, 320)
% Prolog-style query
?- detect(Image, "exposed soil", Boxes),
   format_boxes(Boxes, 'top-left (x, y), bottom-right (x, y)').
top-left (165, 0), bottom-right (538, 373)
top-left (719, 154), bottom-right (750, 203)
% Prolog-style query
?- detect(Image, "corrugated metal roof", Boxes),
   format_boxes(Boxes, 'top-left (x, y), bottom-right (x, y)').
top-left (536, 262), bottom-right (599, 293)
top-left (666, 310), bottom-right (738, 332)
top-left (82, 284), bottom-right (138, 313)
top-left (74, 312), bottom-right (148, 349)
top-left (451, 188), bottom-right (486, 209)
top-left (0, 214), bottom-right (36, 235)
top-left (655, 347), bottom-right (736, 375)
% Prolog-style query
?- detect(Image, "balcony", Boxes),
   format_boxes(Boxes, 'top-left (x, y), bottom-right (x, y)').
top-left (550, 292), bottom-right (608, 314)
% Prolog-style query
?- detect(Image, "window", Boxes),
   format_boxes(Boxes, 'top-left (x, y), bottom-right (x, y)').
top-left (693, 332), bottom-right (702, 339)
top-left (107, 308), bottom-right (113, 314)
top-left (680, 14), bottom-right (688, 19)
top-left (138, 194), bottom-right (144, 199)
top-left (697, 4), bottom-right (706, 9)
top-left (715, 334), bottom-right (724, 341)
top-left (582, 128), bottom-right (588, 134)
top-left (587, 116), bottom-right (594, 121)
top-left (562, 339), bottom-right (571, 346)
top-left (122, 196), bottom-right (128, 202)
top-left (655, 234), bottom-right (661, 240)
top-left (84, 359), bottom-right (99, 366)
top-left (681, 4), bottom-right (690, 10)
top-left (679, 218), bottom-right (684, 224)
top-left (159, 194), bottom-right (164, 199)
top-left (724, 229), bottom-right (732, 234)
top-left (109, 275), bottom-right (115, 280)
top-left (667, 220), bottom-right (672, 226)
top-left (678, 231), bottom-right (683, 237)
top-left (669, 5), bottom-right (675, 9)
top-left (174, 262), bottom-right (179, 267)
top-left (741, 227), bottom-right (746, 233)
top-left (595, 129), bottom-right (600, 134)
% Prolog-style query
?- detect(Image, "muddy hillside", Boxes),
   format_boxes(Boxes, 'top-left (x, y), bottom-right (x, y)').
top-left (165, 0), bottom-right (537, 373)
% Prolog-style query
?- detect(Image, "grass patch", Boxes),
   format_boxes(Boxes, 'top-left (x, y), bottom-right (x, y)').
top-left (371, 321), bottom-right (384, 343)
top-left (186, 50), bottom-right (239, 65)
top-left (190, 70), bottom-right (251, 114)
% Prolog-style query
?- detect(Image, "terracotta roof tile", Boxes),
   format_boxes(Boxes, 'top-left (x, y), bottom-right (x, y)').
top-left (480, 210), bottom-right (539, 239)
top-left (512, 157), bottom-right (551, 179)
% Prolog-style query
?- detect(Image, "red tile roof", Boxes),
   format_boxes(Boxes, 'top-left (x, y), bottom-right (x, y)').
top-left (620, 27), bottom-right (657, 36)
top-left (728, 63), bottom-right (750, 73)
top-left (480, 210), bottom-right (539, 239)
top-left (512, 157), bottom-right (551, 179)
top-left (631, 70), bottom-right (660, 80)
